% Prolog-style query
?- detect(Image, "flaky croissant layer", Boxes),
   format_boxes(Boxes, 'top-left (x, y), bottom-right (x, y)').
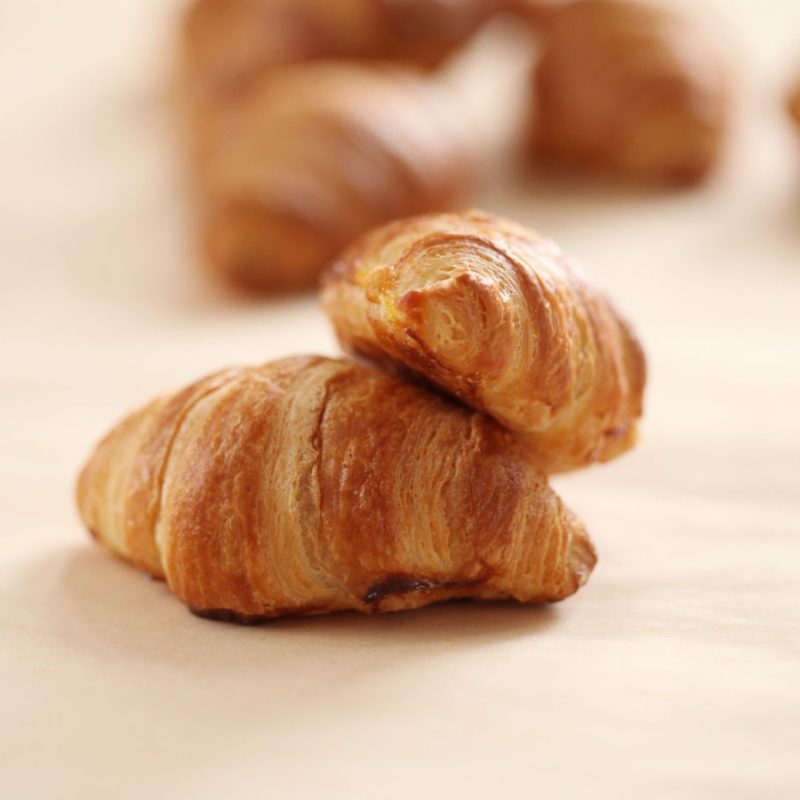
top-left (322, 210), bottom-right (646, 473)
top-left (77, 356), bottom-right (595, 621)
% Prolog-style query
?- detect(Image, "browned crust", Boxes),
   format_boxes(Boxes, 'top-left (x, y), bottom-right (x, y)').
top-left (77, 356), bottom-right (596, 621)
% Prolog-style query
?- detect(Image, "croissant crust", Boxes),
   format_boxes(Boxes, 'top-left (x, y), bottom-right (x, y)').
top-left (322, 210), bottom-right (646, 473)
top-left (77, 356), bottom-right (595, 619)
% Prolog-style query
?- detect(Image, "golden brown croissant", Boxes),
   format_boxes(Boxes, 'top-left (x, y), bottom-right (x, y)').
top-left (527, 0), bottom-right (730, 184)
top-left (181, 0), bottom-right (505, 99)
top-left (76, 356), bottom-right (595, 620)
top-left (790, 81), bottom-right (800, 133)
top-left (321, 210), bottom-right (646, 473)
top-left (190, 62), bottom-right (470, 293)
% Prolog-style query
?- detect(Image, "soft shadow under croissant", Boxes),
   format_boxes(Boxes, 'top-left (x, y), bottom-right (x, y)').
top-left (77, 356), bottom-right (595, 621)
top-left (322, 210), bottom-right (646, 473)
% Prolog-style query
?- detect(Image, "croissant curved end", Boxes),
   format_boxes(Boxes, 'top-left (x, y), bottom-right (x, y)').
top-left (566, 517), bottom-right (598, 592)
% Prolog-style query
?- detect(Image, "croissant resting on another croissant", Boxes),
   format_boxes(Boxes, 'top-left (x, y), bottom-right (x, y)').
top-left (77, 356), bottom-right (595, 620)
top-left (181, 0), bottom-right (504, 100)
top-left (190, 62), bottom-right (469, 293)
top-left (527, 0), bottom-right (730, 184)
top-left (322, 210), bottom-right (646, 473)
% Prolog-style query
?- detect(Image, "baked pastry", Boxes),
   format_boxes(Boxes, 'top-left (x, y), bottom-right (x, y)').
top-left (527, 0), bottom-right (730, 184)
top-left (190, 62), bottom-right (469, 293)
top-left (790, 81), bottom-right (800, 133)
top-left (322, 210), bottom-right (646, 473)
top-left (181, 0), bottom-right (505, 100)
top-left (76, 356), bottom-right (595, 620)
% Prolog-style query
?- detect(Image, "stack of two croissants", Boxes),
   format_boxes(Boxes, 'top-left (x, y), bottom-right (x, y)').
top-left (77, 209), bottom-right (646, 622)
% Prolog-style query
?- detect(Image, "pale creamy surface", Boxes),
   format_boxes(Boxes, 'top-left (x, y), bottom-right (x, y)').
top-left (1, 1), bottom-right (799, 798)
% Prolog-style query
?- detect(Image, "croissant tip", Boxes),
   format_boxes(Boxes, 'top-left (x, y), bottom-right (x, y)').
top-left (569, 529), bottom-right (598, 590)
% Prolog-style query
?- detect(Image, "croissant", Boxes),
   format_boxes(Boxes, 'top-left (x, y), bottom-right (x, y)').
top-left (181, 0), bottom-right (504, 100)
top-left (190, 62), bottom-right (469, 293)
top-left (321, 210), bottom-right (646, 473)
top-left (526, 0), bottom-right (730, 184)
top-left (76, 356), bottom-right (595, 620)
top-left (790, 81), bottom-right (800, 133)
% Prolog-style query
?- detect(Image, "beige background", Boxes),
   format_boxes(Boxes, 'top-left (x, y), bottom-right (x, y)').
top-left (1, 1), bottom-right (799, 798)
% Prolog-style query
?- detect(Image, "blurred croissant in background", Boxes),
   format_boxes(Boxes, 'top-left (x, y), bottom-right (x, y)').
top-left (790, 79), bottom-right (800, 133)
top-left (190, 63), bottom-right (470, 292)
top-left (522, 0), bottom-right (731, 184)
top-left (178, 0), bottom-right (498, 292)
top-left (182, 0), bottom-right (506, 98)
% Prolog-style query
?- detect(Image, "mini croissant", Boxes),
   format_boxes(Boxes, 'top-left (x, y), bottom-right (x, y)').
top-left (527, 0), bottom-right (730, 184)
top-left (77, 356), bottom-right (595, 620)
top-left (322, 210), bottom-right (646, 473)
top-left (190, 62), bottom-right (469, 292)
